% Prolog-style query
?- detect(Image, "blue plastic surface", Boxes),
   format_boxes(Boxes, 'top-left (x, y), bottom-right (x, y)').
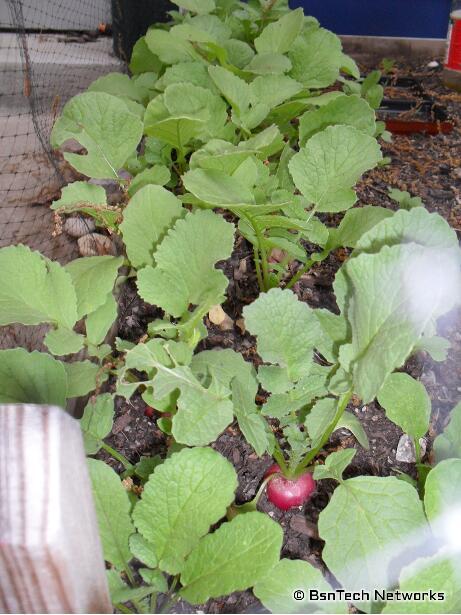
top-left (291, 0), bottom-right (452, 38)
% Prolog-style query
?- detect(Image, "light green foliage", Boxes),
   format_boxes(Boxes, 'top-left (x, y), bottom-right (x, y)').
top-left (383, 553), bottom-right (461, 613)
top-left (137, 210), bottom-right (234, 318)
top-left (145, 28), bottom-right (198, 65)
top-left (377, 372), bottom-right (431, 439)
top-left (413, 335), bottom-right (450, 362)
top-left (64, 360), bottom-right (100, 398)
top-left (88, 458), bottom-right (135, 571)
top-left (433, 401), bottom-right (461, 462)
top-left (305, 397), bottom-right (337, 448)
top-left (0, 348), bottom-right (67, 407)
top-left (318, 476), bottom-right (427, 595)
top-left (250, 75), bottom-right (303, 109)
top-left (325, 205), bottom-right (393, 251)
top-left (80, 393), bottom-right (114, 454)
top-left (424, 459), bottom-right (461, 536)
top-left (289, 125), bottom-right (382, 212)
top-left (180, 511), bottom-right (283, 603)
top-left (254, 8), bottom-right (304, 54)
top-left (129, 36), bottom-right (162, 75)
top-left (388, 188), bottom-right (423, 210)
top-left (44, 327), bottom-right (85, 356)
top-left (243, 288), bottom-right (320, 381)
top-left (288, 28), bottom-right (344, 88)
top-left (128, 165), bottom-right (171, 195)
top-left (335, 411), bottom-right (369, 449)
top-left (313, 449), bottom-right (356, 482)
top-left (183, 167), bottom-right (255, 206)
top-left (51, 92), bottom-right (143, 179)
top-left (120, 184), bottom-right (183, 268)
top-left (88, 72), bottom-right (148, 104)
top-left (0, 244), bottom-right (77, 328)
top-left (129, 533), bottom-right (158, 569)
top-left (299, 94), bottom-right (376, 144)
top-left (171, 0), bottom-right (215, 14)
top-left (133, 447), bottom-right (237, 574)
top-left (85, 292), bottom-right (117, 346)
top-left (66, 255), bottom-right (123, 319)
top-left (51, 181), bottom-right (107, 211)
top-left (254, 558), bottom-right (348, 614)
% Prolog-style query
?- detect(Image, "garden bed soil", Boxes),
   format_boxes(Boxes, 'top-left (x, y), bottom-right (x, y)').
top-left (99, 58), bottom-right (461, 614)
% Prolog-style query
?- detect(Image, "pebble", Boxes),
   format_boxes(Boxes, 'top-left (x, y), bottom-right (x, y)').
top-left (78, 233), bottom-right (116, 256)
top-left (427, 60), bottom-right (439, 68)
top-left (64, 216), bottom-right (95, 238)
top-left (396, 435), bottom-right (427, 463)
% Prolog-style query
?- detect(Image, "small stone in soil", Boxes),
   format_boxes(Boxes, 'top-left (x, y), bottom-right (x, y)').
top-left (395, 435), bottom-right (427, 463)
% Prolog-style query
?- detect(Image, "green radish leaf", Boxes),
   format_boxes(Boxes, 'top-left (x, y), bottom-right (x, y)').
top-left (313, 308), bottom-right (348, 363)
top-left (238, 124), bottom-right (285, 158)
top-left (180, 511), bottom-right (283, 604)
top-left (51, 180), bottom-right (107, 211)
top-left (254, 559), bottom-right (348, 614)
top-left (183, 168), bottom-right (255, 207)
top-left (383, 553), bottom-right (461, 614)
top-left (341, 54), bottom-right (360, 79)
top-left (107, 569), bottom-right (157, 605)
top-left (377, 373), bottom-right (431, 439)
top-left (80, 393), bottom-right (114, 454)
top-left (254, 8), bottom-right (304, 55)
top-left (299, 94), bottom-right (376, 144)
top-left (128, 166), bottom-right (171, 196)
top-left (51, 92), bottom-right (143, 179)
top-left (44, 327), bottom-right (85, 356)
top-left (289, 28), bottom-right (343, 88)
top-left (244, 53), bottom-right (292, 75)
top-left (120, 185), bottom-right (183, 268)
top-left (66, 255), bottom-right (123, 319)
top-left (354, 207), bottom-right (461, 259)
top-left (0, 348), bottom-right (67, 407)
top-left (424, 459), bottom-right (461, 536)
top-left (64, 360), bottom-right (100, 398)
top-left (318, 476), bottom-right (427, 598)
top-left (258, 365), bottom-right (293, 394)
top-left (190, 140), bottom-right (256, 174)
top-left (129, 533), bottom-right (158, 569)
top-left (88, 72), bottom-right (147, 103)
top-left (413, 335), bottom-right (450, 362)
top-left (170, 0), bottom-right (215, 14)
top-left (129, 36), bottom-right (162, 75)
top-left (325, 205), bottom-right (393, 251)
top-left (224, 39), bottom-right (255, 68)
top-left (0, 244), bottom-right (77, 329)
top-left (433, 401), bottom-right (461, 462)
top-left (133, 447), bottom-right (237, 574)
top-left (145, 29), bottom-right (198, 64)
top-left (88, 458), bottom-right (135, 571)
top-left (139, 569), bottom-right (168, 593)
top-left (243, 288), bottom-right (320, 382)
top-left (208, 65), bottom-right (250, 114)
top-left (156, 61), bottom-right (216, 92)
top-left (231, 377), bottom-right (272, 456)
top-left (85, 292), bottom-right (117, 346)
top-left (339, 243), bottom-right (461, 403)
top-left (249, 75), bottom-right (303, 110)
top-left (137, 210), bottom-right (234, 318)
top-left (313, 449), bottom-right (356, 483)
top-left (305, 397), bottom-right (337, 447)
top-left (335, 411), bottom-right (369, 449)
top-left (289, 125), bottom-right (382, 212)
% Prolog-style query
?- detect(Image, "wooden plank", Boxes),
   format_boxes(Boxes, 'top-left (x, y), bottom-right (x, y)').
top-left (0, 404), bottom-right (112, 614)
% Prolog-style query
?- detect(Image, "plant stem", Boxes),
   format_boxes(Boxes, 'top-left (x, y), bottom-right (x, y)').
top-left (272, 438), bottom-right (289, 475)
top-left (124, 563), bottom-right (136, 586)
top-left (100, 442), bottom-right (135, 473)
top-left (253, 244), bottom-right (265, 291)
top-left (252, 223), bottom-right (270, 290)
top-left (115, 603), bottom-right (134, 614)
top-left (159, 576), bottom-right (180, 614)
top-left (285, 258), bottom-right (314, 289)
top-left (227, 473), bottom-right (276, 519)
top-left (294, 389), bottom-right (353, 475)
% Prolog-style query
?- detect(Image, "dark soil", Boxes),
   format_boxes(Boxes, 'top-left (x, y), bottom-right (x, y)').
top-left (100, 58), bottom-right (461, 614)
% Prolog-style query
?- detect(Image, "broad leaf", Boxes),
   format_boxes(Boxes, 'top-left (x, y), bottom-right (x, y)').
top-left (249, 75), bottom-right (303, 110)
top-left (129, 36), bottom-right (162, 75)
top-left (0, 348), bottom-right (67, 407)
top-left (183, 167), bottom-right (255, 207)
top-left (243, 288), bottom-right (320, 381)
top-left (335, 411), bottom-right (369, 449)
top-left (88, 458), bottom-right (135, 571)
top-left (51, 92), bottom-right (143, 179)
top-left (51, 180), bottom-right (107, 211)
top-left (88, 72), bottom-right (147, 103)
top-left (66, 255), bottom-right (123, 319)
top-left (85, 292), bottom-right (118, 346)
top-left (0, 245), bottom-right (77, 329)
top-left (254, 9), bottom-right (304, 55)
top-left (80, 393), bottom-right (114, 454)
top-left (208, 65), bottom-right (250, 114)
top-left (318, 476), bottom-right (427, 596)
top-left (128, 166), bottom-right (171, 196)
top-left (120, 185), bottom-right (183, 268)
top-left (180, 512), bottom-right (283, 604)
top-left (424, 459), bottom-right (461, 537)
top-left (44, 327), bottom-right (85, 356)
top-left (244, 53), bottom-right (292, 75)
top-left (383, 553), bottom-right (461, 613)
top-left (129, 533), bottom-right (158, 569)
top-left (325, 205), bottom-right (393, 251)
top-left (377, 373), bottom-right (431, 439)
top-left (313, 449), bottom-right (356, 482)
top-left (133, 447), bottom-right (237, 574)
top-left (145, 29), bottom-right (198, 64)
top-left (64, 360), bottom-right (100, 398)
top-left (137, 210), bottom-right (234, 318)
top-left (156, 61), bottom-right (216, 92)
top-left (433, 401), bottom-right (461, 462)
top-left (289, 125), bottom-right (382, 212)
top-left (299, 94), bottom-right (376, 144)
top-left (339, 243), bottom-right (461, 402)
top-left (254, 558), bottom-right (348, 614)
top-left (289, 28), bottom-right (343, 88)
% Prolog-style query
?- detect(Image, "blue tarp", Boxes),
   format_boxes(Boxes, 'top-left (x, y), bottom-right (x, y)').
top-left (291, 0), bottom-right (452, 38)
